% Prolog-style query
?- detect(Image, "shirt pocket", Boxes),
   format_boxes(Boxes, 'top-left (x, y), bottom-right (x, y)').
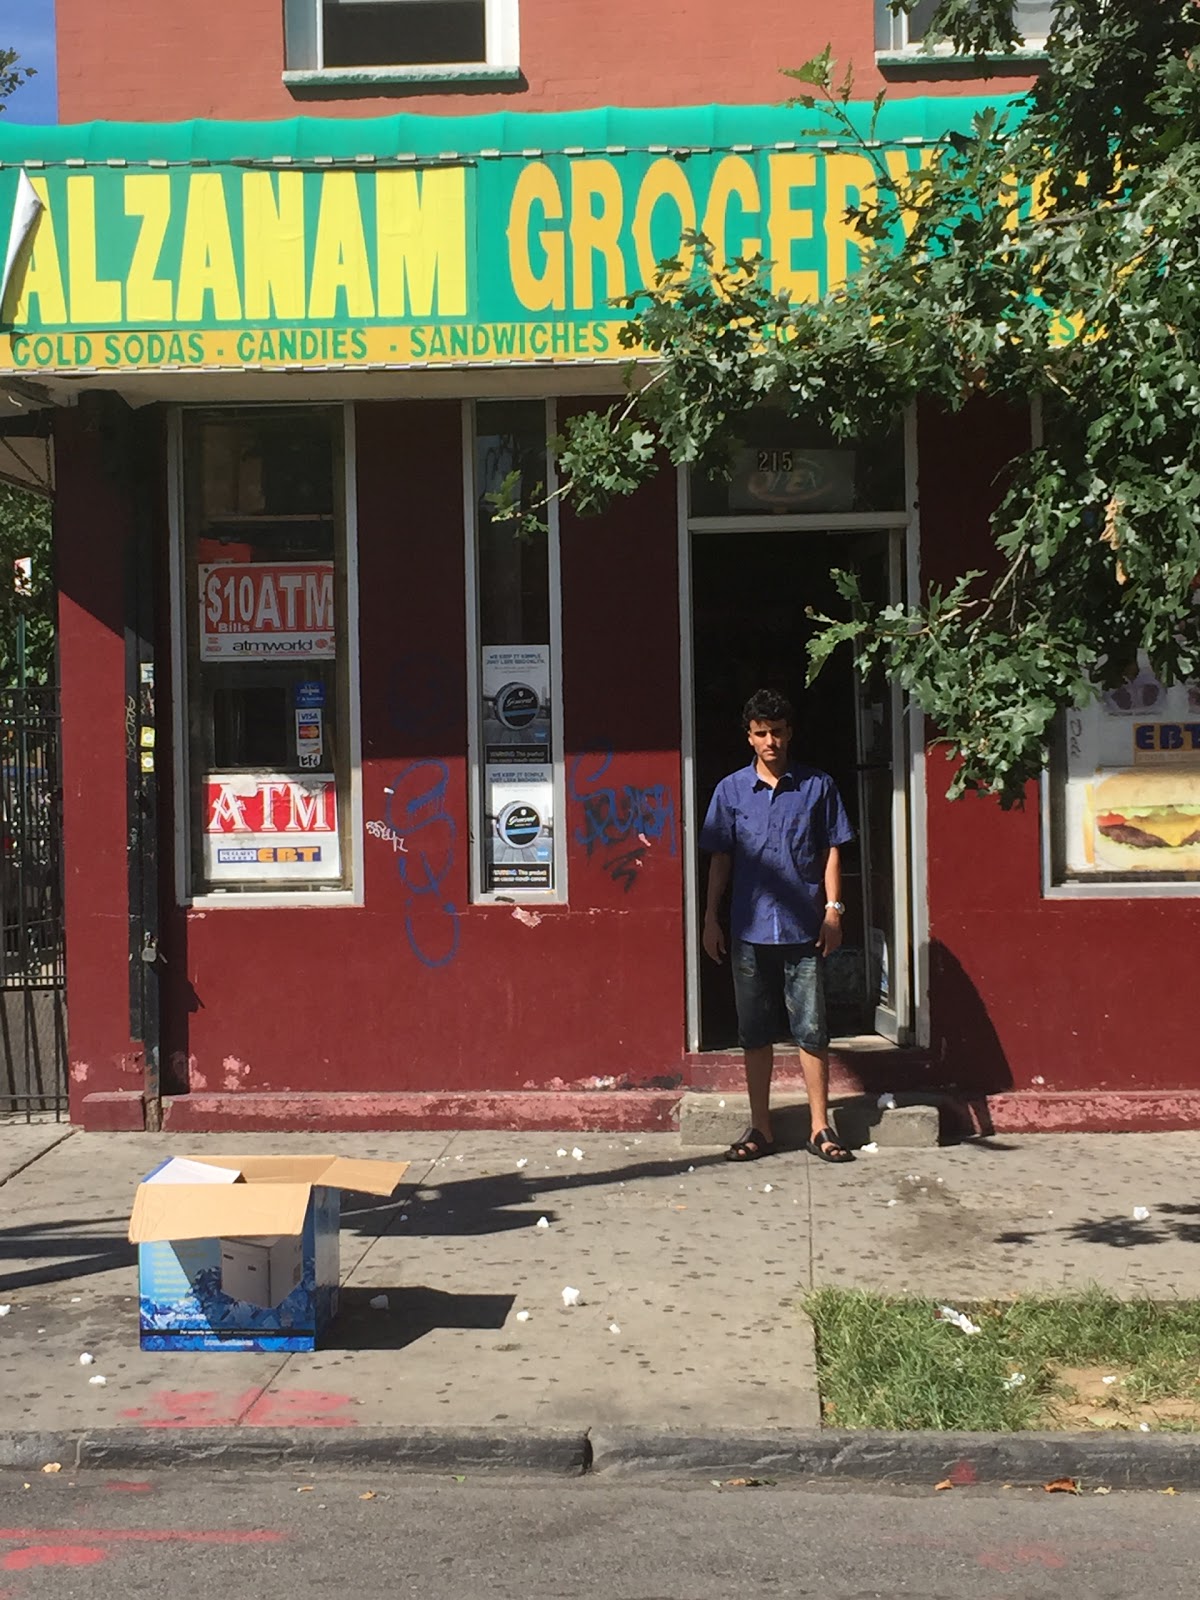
top-left (786, 822), bottom-right (822, 880)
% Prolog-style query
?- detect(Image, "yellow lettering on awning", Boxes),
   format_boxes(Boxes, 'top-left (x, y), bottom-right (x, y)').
top-left (768, 153), bottom-right (818, 304)
top-left (308, 171), bottom-right (375, 319)
top-left (124, 174), bottom-right (173, 322)
top-left (177, 173), bottom-right (243, 321)
top-left (632, 158), bottom-right (696, 287)
top-left (376, 167), bottom-right (466, 318)
top-left (569, 160), bottom-right (624, 311)
top-left (67, 177), bottom-right (122, 324)
top-left (243, 171), bottom-right (306, 321)
top-left (507, 164), bottom-right (565, 312)
top-left (10, 177), bottom-right (66, 325)
top-left (701, 155), bottom-right (762, 277)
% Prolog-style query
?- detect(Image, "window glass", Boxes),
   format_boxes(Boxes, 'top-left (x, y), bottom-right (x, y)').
top-left (473, 401), bottom-right (557, 895)
top-left (181, 408), bottom-right (349, 895)
top-left (882, 0), bottom-right (1050, 49)
top-left (688, 409), bottom-right (905, 519)
top-left (322, 0), bottom-right (486, 69)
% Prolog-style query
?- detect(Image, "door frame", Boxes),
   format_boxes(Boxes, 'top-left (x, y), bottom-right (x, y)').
top-left (678, 465), bottom-right (925, 1052)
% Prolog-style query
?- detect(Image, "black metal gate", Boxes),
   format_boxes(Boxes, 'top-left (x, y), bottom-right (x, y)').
top-left (0, 685), bottom-right (66, 1117)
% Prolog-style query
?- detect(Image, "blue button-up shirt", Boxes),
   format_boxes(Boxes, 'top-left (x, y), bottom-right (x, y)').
top-left (700, 761), bottom-right (855, 945)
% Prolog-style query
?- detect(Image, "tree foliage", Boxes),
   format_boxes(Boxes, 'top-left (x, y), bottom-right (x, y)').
top-left (0, 484), bottom-right (54, 685)
top-left (0, 48), bottom-right (34, 112)
top-left (542, 0), bottom-right (1200, 805)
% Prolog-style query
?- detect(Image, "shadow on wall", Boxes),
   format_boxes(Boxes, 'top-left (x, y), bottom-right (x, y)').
top-left (929, 938), bottom-right (1013, 1130)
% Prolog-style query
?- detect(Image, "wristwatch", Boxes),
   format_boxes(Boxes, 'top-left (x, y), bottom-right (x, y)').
top-left (825, 900), bottom-right (845, 914)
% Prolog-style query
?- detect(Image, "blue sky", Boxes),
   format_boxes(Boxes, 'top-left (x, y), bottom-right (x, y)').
top-left (4, 0), bottom-right (57, 124)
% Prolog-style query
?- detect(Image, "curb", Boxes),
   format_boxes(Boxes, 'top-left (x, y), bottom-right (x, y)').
top-left (0, 1427), bottom-right (590, 1475)
top-left (4, 1425), bottom-right (1200, 1486)
top-left (588, 1427), bottom-right (1200, 1487)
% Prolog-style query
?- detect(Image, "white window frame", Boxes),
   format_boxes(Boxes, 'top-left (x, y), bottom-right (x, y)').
top-left (875, 0), bottom-right (1049, 59)
top-left (464, 396), bottom-right (567, 905)
top-left (168, 401), bottom-right (364, 911)
top-left (283, 0), bottom-right (521, 87)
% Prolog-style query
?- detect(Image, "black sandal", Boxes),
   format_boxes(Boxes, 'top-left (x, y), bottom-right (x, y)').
top-left (725, 1127), bottom-right (777, 1162)
top-left (806, 1127), bottom-right (855, 1164)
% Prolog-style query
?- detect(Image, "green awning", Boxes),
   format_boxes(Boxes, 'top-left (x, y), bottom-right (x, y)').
top-left (0, 98), bottom-right (1015, 378)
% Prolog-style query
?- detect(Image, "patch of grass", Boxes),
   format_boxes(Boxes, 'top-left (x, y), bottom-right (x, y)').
top-left (805, 1285), bottom-right (1200, 1432)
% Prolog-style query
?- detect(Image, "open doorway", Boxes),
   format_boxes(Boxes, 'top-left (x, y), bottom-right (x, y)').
top-left (690, 527), bottom-right (910, 1048)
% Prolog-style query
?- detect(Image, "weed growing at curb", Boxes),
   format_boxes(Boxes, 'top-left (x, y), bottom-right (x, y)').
top-left (805, 1286), bottom-right (1200, 1432)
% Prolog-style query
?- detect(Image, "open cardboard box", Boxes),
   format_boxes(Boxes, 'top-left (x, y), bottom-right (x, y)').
top-left (129, 1153), bottom-right (409, 1353)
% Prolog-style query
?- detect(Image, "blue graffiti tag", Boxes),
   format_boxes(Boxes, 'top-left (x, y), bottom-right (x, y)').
top-left (568, 750), bottom-right (678, 861)
top-left (386, 760), bottom-right (460, 968)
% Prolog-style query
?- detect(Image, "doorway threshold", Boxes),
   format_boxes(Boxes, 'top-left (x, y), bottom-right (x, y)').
top-left (685, 1040), bottom-right (933, 1097)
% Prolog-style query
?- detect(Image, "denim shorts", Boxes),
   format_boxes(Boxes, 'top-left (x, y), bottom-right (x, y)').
top-left (731, 939), bottom-right (829, 1054)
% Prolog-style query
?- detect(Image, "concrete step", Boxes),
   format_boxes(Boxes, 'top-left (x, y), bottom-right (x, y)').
top-left (678, 1090), bottom-right (940, 1150)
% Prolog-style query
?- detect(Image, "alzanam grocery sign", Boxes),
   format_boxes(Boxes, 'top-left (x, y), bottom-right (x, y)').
top-left (0, 104), bottom-right (996, 375)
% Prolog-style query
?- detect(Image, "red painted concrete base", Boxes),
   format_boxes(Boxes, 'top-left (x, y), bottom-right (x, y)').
top-left (158, 1090), bottom-right (680, 1134)
top-left (78, 1091), bottom-right (146, 1131)
top-left (71, 1085), bottom-right (1200, 1136)
top-left (964, 1090), bottom-right (1200, 1137)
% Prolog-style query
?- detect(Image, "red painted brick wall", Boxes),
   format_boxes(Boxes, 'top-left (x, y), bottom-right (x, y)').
top-left (55, 408), bottom-right (145, 1116)
top-left (918, 399), bottom-right (1200, 1098)
top-left (142, 399), bottom-right (685, 1097)
top-left (55, 0), bottom-right (1035, 124)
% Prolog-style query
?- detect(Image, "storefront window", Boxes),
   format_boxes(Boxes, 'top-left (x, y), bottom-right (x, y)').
top-left (179, 407), bottom-right (351, 896)
top-left (1047, 655), bottom-right (1200, 892)
top-left (471, 399), bottom-right (561, 897)
top-left (688, 409), bottom-right (905, 519)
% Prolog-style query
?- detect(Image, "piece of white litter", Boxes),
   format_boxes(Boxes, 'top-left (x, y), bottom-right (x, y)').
top-left (571, 1147), bottom-right (584, 1161)
top-left (886, 1199), bottom-right (897, 1207)
top-left (1140, 1422), bottom-right (1151, 1432)
top-left (1102, 1375), bottom-right (1118, 1385)
top-left (556, 1148), bottom-right (568, 1158)
top-left (762, 1183), bottom-right (773, 1193)
top-left (687, 1166), bottom-right (694, 1173)
top-left (70, 1297), bottom-right (82, 1304)
top-left (878, 1092), bottom-right (896, 1110)
top-left (561, 1286), bottom-right (582, 1308)
top-left (88, 1374), bottom-right (107, 1387)
top-left (369, 1294), bottom-right (390, 1311)
top-left (1032, 1075), bottom-right (1045, 1086)
top-left (515, 1310), bottom-right (531, 1323)
top-left (1133, 1206), bottom-right (1150, 1222)
top-left (936, 1305), bottom-right (981, 1336)
top-left (78, 1352), bottom-right (94, 1366)
top-left (0, 1305), bottom-right (10, 1317)
top-left (718, 1099), bottom-right (725, 1108)
top-left (536, 1216), bottom-right (550, 1229)
top-left (608, 1322), bottom-right (621, 1335)
top-left (861, 1142), bottom-right (879, 1154)
top-left (516, 1158), bottom-right (528, 1170)
top-left (1002, 1372), bottom-right (1026, 1390)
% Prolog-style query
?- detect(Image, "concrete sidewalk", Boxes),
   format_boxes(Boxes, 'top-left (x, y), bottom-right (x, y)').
top-left (2, 1123), bottom-right (1199, 1477)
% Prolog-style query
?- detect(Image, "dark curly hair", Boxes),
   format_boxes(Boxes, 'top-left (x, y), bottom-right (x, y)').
top-left (741, 688), bottom-right (794, 732)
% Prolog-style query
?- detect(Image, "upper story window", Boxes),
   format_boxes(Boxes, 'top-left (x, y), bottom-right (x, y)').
top-left (875, 0), bottom-right (1052, 57)
top-left (283, 0), bottom-right (520, 86)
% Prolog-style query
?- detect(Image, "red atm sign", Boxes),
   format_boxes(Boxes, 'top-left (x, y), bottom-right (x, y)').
top-left (200, 562), bottom-right (335, 661)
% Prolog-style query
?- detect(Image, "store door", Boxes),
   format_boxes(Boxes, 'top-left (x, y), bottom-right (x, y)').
top-left (689, 527), bottom-right (912, 1048)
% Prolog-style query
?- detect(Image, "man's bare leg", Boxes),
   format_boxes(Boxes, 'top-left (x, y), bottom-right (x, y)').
top-left (798, 1047), bottom-right (829, 1138)
top-left (799, 1046), bottom-right (853, 1159)
top-left (745, 1044), bottom-right (774, 1143)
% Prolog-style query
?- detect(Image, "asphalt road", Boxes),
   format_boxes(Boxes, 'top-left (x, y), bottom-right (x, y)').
top-left (0, 1468), bottom-right (1193, 1598)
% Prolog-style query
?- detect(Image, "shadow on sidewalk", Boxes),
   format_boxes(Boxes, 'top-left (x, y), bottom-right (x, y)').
top-left (341, 1151), bottom-right (728, 1240)
top-left (326, 1285), bottom-right (515, 1351)
top-left (0, 1217), bottom-right (136, 1292)
top-left (997, 1203), bottom-right (1200, 1251)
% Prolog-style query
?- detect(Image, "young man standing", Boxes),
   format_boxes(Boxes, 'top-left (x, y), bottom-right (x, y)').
top-left (700, 689), bottom-right (856, 1164)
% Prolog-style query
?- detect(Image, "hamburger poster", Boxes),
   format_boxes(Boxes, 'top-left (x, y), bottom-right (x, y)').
top-left (1062, 656), bottom-right (1200, 879)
